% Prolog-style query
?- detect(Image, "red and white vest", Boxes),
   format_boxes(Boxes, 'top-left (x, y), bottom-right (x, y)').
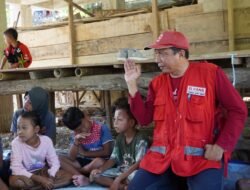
top-left (140, 62), bottom-right (222, 177)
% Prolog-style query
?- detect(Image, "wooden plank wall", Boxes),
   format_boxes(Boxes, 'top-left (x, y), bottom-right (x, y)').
top-left (18, 1), bottom-right (250, 67)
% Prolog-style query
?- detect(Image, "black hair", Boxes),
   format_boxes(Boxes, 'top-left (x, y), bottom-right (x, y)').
top-left (63, 107), bottom-right (85, 130)
top-left (19, 111), bottom-right (41, 127)
top-left (3, 28), bottom-right (18, 40)
top-left (112, 97), bottom-right (137, 124)
top-left (170, 47), bottom-right (189, 59)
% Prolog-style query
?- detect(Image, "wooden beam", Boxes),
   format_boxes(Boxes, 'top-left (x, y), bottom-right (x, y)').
top-left (0, 73), bottom-right (140, 95)
top-left (0, 68), bottom-right (249, 95)
top-left (92, 91), bottom-right (101, 102)
top-left (29, 33), bottom-right (153, 61)
top-left (78, 91), bottom-right (87, 103)
top-left (48, 92), bottom-right (55, 114)
top-left (151, 0), bottom-right (160, 40)
top-left (21, 0), bottom-right (49, 5)
top-left (16, 94), bottom-right (23, 109)
top-left (0, 0), bottom-right (7, 53)
top-left (227, 0), bottom-right (235, 51)
top-left (103, 91), bottom-right (113, 128)
top-left (63, 0), bottom-right (94, 17)
top-left (75, 91), bottom-right (80, 107)
top-left (68, 0), bottom-right (75, 65)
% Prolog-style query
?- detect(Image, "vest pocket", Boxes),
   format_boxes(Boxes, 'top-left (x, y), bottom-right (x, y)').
top-left (153, 98), bottom-right (166, 121)
top-left (186, 97), bottom-right (204, 122)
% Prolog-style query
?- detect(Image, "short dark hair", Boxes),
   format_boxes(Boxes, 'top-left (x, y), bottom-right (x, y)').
top-left (170, 47), bottom-right (189, 59)
top-left (63, 107), bottom-right (85, 130)
top-left (4, 28), bottom-right (18, 40)
top-left (112, 97), bottom-right (137, 124)
top-left (19, 111), bottom-right (41, 127)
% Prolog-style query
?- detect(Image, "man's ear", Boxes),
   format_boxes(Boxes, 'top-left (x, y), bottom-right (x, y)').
top-left (129, 118), bottom-right (136, 127)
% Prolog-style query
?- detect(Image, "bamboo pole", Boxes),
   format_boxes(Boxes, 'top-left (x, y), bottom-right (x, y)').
top-left (151, 0), bottom-right (160, 40)
top-left (227, 0), bottom-right (235, 51)
top-left (53, 68), bottom-right (75, 78)
top-left (0, 72), bottom-right (29, 81)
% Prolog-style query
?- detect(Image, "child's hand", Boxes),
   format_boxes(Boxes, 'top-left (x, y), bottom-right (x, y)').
top-left (74, 133), bottom-right (91, 145)
top-left (89, 169), bottom-right (102, 182)
top-left (37, 176), bottom-right (54, 190)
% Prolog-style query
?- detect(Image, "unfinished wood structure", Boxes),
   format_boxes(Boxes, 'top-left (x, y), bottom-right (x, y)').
top-left (11, 0), bottom-right (250, 68)
top-left (1, 0), bottom-right (249, 132)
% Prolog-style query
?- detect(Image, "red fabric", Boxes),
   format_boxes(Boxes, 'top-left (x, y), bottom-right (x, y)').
top-left (4, 42), bottom-right (32, 68)
top-left (79, 122), bottom-right (101, 145)
top-left (129, 62), bottom-right (247, 175)
top-left (18, 42), bottom-right (32, 68)
top-left (129, 64), bottom-right (247, 152)
top-left (138, 63), bottom-right (223, 176)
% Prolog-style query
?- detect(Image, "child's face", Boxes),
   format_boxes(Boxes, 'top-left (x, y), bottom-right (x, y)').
top-left (74, 117), bottom-right (91, 134)
top-left (24, 95), bottom-right (33, 111)
top-left (113, 109), bottom-right (134, 133)
top-left (3, 35), bottom-right (12, 46)
top-left (17, 117), bottom-right (39, 142)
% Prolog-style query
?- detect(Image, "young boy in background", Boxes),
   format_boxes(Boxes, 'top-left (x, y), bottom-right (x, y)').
top-left (60, 107), bottom-right (113, 187)
top-left (0, 137), bottom-right (8, 190)
top-left (90, 97), bottom-right (148, 190)
top-left (1, 28), bottom-right (32, 69)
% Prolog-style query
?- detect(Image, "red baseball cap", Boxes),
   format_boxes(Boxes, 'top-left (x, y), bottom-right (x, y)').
top-left (145, 31), bottom-right (189, 50)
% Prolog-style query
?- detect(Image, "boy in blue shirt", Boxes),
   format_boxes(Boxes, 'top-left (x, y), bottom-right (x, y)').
top-left (60, 107), bottom-right (113, 187)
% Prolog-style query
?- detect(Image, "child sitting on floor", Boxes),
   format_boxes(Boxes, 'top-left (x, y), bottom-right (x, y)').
top-left (90, 97), bottom-right (148, 190)
top-left (60, 107), bottom-right (113, 187)
top-left (9, 111), bottom-right (71, 190)
top-left (0, 137), bottom-right (8, 190)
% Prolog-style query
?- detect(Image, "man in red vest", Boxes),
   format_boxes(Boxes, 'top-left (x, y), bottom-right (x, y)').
top-left (125, 31), bottom-right (248, 190)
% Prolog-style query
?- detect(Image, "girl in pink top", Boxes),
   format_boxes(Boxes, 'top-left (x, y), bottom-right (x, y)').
top-left (9, 111), bottom-right (71, 190)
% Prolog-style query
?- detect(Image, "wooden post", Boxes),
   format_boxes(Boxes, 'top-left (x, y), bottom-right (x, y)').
top-left (151, 0), bottom-right (160, 40)
top-left (76, 91), bottom-right (80, 107)
top-left (68, 0), bottom-right (75, 64)
top-left (0, 0), bottom-right (14, 133)
top-left (103, 91), bottom-right (113, 128)
top-left (48, 92), bottom-right (56, 114)
top-left (20, 5), bottom-right (32, 27)
top-left (227, 0), bottom-right (235, 51)
top-left (0, 0), bottom-right (7, 52)
top-left (16, 94), bottom-right (23, 109)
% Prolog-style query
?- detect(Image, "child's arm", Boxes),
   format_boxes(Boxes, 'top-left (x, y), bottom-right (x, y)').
top-left (90, 159), bottom-right (116, 179)
top-left (79, 141), bottom-right (113, 158)
top-left (0, 56), bottom-right (7, 70)
top-left (69, 143), bottom-right (79, 160)
top-left (79, 124), bottom-right (113, 158)
top-left (10, 140), bottom-right (33, 178)
top-left (116, 162), bottom-right (139, 183)
top-left (44, 137), bottom-right (60, 177)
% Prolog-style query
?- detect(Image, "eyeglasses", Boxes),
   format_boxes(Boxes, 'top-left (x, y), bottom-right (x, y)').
top-left (155, 50), bottom-right (175, 59)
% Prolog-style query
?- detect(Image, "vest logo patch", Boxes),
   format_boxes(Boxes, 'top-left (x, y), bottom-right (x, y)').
top-left (187, 86), bottom-right (206, 96)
